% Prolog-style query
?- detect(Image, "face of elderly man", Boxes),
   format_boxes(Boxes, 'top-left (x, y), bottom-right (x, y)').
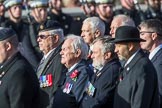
top-left (60, 38), bottom-right (80, 68)
top-left (81, 22), bottom-right (95, 45)
top-left (91, 40), bottom-right (106, 70)
top-left (37, 31), bottom-right (56, 55)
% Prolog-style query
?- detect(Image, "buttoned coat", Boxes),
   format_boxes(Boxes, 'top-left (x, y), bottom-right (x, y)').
top-left (52, 60), bottom-right (93, 108)
top-left (37, 45), bottom-right (66, 108)
top-left (80, 58), bottom-right (121, 108)
top-left (0, 53), bottom-right (40, 108)
top-left (114, 49), bottom-right (159, 108)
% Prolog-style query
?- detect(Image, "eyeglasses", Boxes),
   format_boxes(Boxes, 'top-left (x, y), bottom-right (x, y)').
top-left (139, 31), bottom-right (155, 35)
top-left (37, 34), bottom-right (51, 39)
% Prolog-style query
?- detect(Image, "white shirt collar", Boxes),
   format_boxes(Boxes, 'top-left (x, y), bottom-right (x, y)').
top-left (44, 48), bottom-right (55, 59)
top-left (149, 44), bottom-right (162, 60)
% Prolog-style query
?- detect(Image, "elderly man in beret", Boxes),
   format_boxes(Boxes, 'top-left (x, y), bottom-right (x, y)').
top-left (36, 20), bottom-right (66, 108)
top-left (0, 27), bottom-right (40, 108)
top-left (112, 26), bottom-right (159, 108)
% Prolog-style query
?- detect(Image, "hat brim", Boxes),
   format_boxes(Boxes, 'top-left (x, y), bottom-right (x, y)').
top-left (110, 38), bottom-right (146, 43)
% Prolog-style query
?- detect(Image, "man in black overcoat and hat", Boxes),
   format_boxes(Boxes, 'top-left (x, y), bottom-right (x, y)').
top-left (112, 26), bottom-right (160, 108)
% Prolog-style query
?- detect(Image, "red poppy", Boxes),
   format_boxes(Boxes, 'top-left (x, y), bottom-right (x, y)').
top-left (70, 70), bottom-right (79, 79)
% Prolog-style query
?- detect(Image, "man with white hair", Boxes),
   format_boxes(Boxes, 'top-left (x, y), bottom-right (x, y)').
top-left (110, 14), bottom-right (135, 38)
top-left (81, 16), bottom-right (105, 63)
top-left (80, 37), bottom-right (121, 108)
top-left (52, 35), bottom-right (93, 108)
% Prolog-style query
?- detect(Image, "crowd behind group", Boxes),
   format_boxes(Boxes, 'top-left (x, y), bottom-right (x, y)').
top-left (0, 0), bottom-right (162, 108)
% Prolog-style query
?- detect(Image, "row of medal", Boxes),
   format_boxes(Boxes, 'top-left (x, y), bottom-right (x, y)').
top-left (63, 82), bottom-right (73, 94)
top-left (39, 74), bottom-right (53, 88)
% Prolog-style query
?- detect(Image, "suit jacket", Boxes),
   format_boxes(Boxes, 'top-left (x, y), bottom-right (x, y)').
top-left (151, 48), bottom-right (162, 106)
top-left (80, 58), bottom-right (121, 108)
top-left (114, 49), bottom-right (159, 108)
top-left (52, 60), bottom-right (93, 108)
top-left (37, 45), bottom-right (66, 108)
top-left (0, 53), bottom-right (40, 108)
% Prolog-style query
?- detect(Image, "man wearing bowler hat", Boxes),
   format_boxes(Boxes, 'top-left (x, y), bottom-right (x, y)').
top-left (112, 26), bottom-right (160, 108)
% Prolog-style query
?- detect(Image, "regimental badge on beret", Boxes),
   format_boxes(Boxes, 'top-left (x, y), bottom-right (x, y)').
top-left (40, 25), bottom-right (44, 30)
top-left (38, 20), bottom-right (62, 32)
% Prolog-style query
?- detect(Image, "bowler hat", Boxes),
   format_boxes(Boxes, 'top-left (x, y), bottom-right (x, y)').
top-left (111, 26), bottom-right (145, 43)
top-left (0, 27), bottom-right (17, 41)
top-left (38, 20), bottom-right (62, 32)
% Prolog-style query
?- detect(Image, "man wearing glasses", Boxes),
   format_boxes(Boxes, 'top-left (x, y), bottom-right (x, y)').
top-left (37, 20), bottom-right (66, 108)
top-left (139, 19), bottom-right (162, 107)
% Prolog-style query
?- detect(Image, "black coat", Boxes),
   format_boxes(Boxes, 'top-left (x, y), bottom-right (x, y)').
top-left (37, 45), bottom-right (66, 108)
top-left (52, 60), bottom-right (93, 108)
top-left (150, 48), bottom-right (162, 107)
top-left (0, 53), bottom-right (40, 108)
top-left (80, 58), bottom-right (121, 108)
top-left (114, 49), bottom-right (159, 108)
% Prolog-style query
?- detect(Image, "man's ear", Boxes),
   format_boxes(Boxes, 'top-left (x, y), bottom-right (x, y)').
top-left (75, 49), bottom-right (81, 57)
top-left (104, 52), bottom-right (111, 60)
top-left (53, 34), bottom-right (59, 43)
top-left (5, 42), bottom-right (12, 51)
top-left (94, 29), bottom-right (101, 38)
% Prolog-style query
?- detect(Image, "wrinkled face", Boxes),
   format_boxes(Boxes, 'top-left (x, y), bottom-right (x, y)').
top-left (37, 31), bottom-right (54, 54)
top-left (0, 3), bottom-right (5, 16)
top-left (49, 0), bottom-right (62, 11)
top-left (139, 26), bottom-right (154, 51)
top-left (8, 5), bottom-right (22, 19)
top-left (96, 3), bottom-right (113, 19)
top-left (60, 39), bottom-right (78, 68)
top-left (115, 43), bottom-right (129, 61)
top-left (81, 22), bottom-right (95, 45)
top-left (0, 41), bottom-right (8, 64)
top-left (91, 41), bottom-right (106, 70)
top-left (148, 0), bottom-right (160, 10)
top-left (110, 18), bottom-right (121, 38)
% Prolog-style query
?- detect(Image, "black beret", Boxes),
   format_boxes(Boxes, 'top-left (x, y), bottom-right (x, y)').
top-left (0, 27), bottom-right (17, 41)
top-left (38, 20), bottom-right (62, 32)
top-left (111, 26), bottom-right (145, 43)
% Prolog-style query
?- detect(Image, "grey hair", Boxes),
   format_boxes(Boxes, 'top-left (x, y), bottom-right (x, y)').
top-left (66, 34), bottom-right (89, 59)
top-left (48, 28), bottom-right (64, 44)
top-left (93, 36), bottom-right (115, 55)
top-left (113, 14), bottom-right (135, 27)
top-left (83, 16), bottom-right (105, 36)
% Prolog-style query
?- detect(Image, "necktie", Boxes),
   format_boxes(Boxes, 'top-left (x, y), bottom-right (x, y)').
top-left (36, 57), bottom-right (45, 77)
